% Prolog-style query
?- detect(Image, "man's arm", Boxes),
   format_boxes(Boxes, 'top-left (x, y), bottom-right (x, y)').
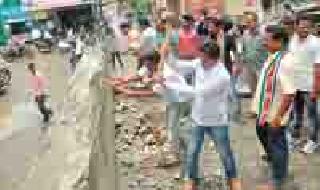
top-left (275, 94), bottom-right (294, 118)
top-left (271, 94), bottom-right (294, 128)
top-left (271, 54), bottom-right (296, 127)
top-left (314, 63), bottom-right (320, 98)
top-left (312, 38), bottom-right (320, 98)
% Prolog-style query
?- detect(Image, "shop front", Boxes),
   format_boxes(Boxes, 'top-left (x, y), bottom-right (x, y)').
top-left (0, 1), bottom-right (29, 47)
top-left (27, 0), bottom-right (94, 31)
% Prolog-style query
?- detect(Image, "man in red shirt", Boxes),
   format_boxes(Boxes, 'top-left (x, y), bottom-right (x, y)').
top-left (178, 15), bottom-right (200, 61)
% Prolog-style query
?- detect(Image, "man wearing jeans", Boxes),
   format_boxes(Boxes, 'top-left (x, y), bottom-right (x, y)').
top-left (288, 15), bottom-right (320, 153)
top-left (164, 42), bottom-right (241, 190)
top-left (254, 25), bottom-right (295, 189)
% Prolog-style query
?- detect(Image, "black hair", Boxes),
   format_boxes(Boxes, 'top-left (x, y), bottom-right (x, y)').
top-left (224, 20), bottom-right (233, 32)
top-left (209, 17), bottom-right (222, 27)
top-left (182, 14), bottom-right (194, 23)
top-left (201, 41), bottom-right (220, 59)
top-left (265, 25), bottom-right (289, 44)
top-left (139, 19), bottom-right (150, 27)
top-left (283, 3), bottom-right (292, 11)
top-left (120, 23), bottom-right (129, 28)
top-left (282, 16), bottom-right (294, 25)
top-left (296, 14), bottom-right (313, 25)
top-left (28, 63), bottom-right (36, 76)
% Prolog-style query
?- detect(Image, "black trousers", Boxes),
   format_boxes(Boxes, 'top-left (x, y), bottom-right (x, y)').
top-left (256, 121), bottom-right (288, 187)
top-left (35, 95), bottom-right (52, 122)
top-left (111, 51), bottom-right (123, 69)
top-left (291, 91), bottom-right (319, 142)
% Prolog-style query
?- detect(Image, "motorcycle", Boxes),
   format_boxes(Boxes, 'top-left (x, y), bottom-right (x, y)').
top-left (0, 57), bottom-right (11, 92)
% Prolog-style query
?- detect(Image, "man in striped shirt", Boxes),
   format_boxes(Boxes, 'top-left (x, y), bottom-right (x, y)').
top-left (254, 25), bottom-right (295, 189)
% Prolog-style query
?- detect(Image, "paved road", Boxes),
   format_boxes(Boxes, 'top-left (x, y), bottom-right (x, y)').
top-left (0, 49), bottom-right (69, 190)
top-left (1, 48), bottom-right (320, 190)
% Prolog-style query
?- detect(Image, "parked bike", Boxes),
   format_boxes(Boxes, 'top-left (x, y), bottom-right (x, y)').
top-left (0, 57), bottom-right (11, 92)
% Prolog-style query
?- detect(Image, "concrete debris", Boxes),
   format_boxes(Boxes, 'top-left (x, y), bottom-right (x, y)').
top-left (113, 98), bottom-right (229, 189)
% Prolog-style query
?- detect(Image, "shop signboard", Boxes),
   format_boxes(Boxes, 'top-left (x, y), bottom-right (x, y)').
top-left (25, 0), bottom-right (93, 10)
top-left (31, 11), bottom-right (48, 20)
top-left (30, 0), bottom-right (77, 10)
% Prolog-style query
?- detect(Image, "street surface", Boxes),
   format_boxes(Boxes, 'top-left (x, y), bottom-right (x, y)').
top-left (0, 47), bottom-right (319, 190)
top-left (0, 48), bottom-right (71, 190)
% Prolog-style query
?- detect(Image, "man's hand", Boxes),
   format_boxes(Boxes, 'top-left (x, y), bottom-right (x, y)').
top-left (154, 75), bottom-right (166, 87)
top-left (311, 91), bottom-right (317, 102)
top-left (271, 115), bottom-right (282, 128)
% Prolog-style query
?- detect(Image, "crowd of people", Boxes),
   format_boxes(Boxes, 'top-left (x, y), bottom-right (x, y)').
top-left (89, 10), bottom-right (320, 189)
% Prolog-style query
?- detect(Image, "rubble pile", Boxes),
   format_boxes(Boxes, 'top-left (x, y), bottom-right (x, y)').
top-left (114, 98), bottom-right (228, 189)
top-left (114, 98), bottom-right (182, 189)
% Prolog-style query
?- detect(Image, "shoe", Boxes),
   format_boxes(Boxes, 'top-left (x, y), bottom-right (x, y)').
top-left (288, 139), bottom-right (301, 153)
top-left (301, 140), bottom-right (319, 154)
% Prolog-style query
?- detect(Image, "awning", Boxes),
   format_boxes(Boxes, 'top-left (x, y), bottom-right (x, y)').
top-left (0, 7), bottom-right (28, 23)
top-left (28, 0), bottom-right (94, 10)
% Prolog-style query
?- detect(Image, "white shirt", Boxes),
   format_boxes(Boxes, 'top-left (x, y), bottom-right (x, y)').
top-left (75, 37), bottom-right (84, 55)
top-left (253, 52), bottom-right (296, 125)
top-left (31, 29), bottom-right (41, 40)
top-left (166, 59), bottom-right (231, 126)
top-left (140, 27), bottom-right (156, 55)
top-left (67, 29), bottom-right (73, 38)
top-left (289, 34), bottom-right (320, 91)
top-left (114, 28), bottom-right (129, 52)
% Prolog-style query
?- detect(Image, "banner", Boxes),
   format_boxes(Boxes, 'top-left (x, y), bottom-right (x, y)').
top-left (33, 0), bottom-right (77, 9)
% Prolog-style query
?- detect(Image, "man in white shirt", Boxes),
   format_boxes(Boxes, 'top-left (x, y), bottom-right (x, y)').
top-left (288, 14), bottom-right (320, 154)
top-left (254, 25), bottom-right (295, 189)
top-left (112, 24), bottom-right (129, 74)
top-left (138, 19), bottom-right (156, 77)
top-left (163, 42), bottom-right (241, 190)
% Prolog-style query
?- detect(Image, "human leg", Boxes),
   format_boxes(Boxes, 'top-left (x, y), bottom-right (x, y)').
top-left (256, 121), bottom-right (271, 160)
top-left (207, 126), bottom-right (237, 179)
top-left (166, 102), bottom-right (180, 144)
top-left (111, 52), bottom-right (116, 69)
top-left (267, 125), bottom-right (289, 188)
top-left (184, 126), bottom-right (205, 180)
top-left (207, 126), bottom-right (240, 189)
top-left (115, 51), bottom-right (123, 68)
top-left (301, 93), bottom-right (319, 153)
top-left (35, 95), bottom-right (50, 122)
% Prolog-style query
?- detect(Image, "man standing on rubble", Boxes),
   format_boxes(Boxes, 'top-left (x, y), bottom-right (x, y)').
top-left (162, 42), bottom-right (241, 190)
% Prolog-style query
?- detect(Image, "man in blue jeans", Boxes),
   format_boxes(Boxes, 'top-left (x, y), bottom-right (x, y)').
top-left (163, 42), bottom-right (241, 190)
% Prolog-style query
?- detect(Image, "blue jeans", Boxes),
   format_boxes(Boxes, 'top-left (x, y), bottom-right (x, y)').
top-left (256, 121), bottom-right (288, 187)
top-left (184, 126), bottom-right (237, 180)
top-left (166, 102), bottom-right (190, 143)
top-left (291, 91), bottom-right (319, 142)
top-left (230, 75), bottom-right (241, 114)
